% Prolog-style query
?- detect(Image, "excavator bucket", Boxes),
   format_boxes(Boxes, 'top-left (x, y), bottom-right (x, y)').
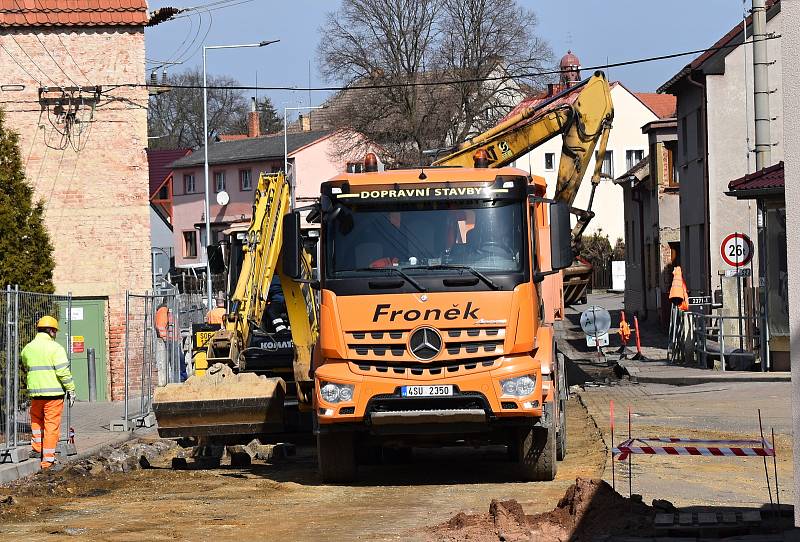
top-left (152, 364), bottom-right (287, 438)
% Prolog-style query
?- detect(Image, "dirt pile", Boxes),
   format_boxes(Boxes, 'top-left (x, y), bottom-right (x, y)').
top-left (153, 363), bottom-right (283, 402)
top-left (428, 478), bottom-right (654, 542)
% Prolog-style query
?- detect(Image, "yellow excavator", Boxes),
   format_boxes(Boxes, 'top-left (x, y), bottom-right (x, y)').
top-left (153, 172), bottom-right (319, 440)
top-left (152, 73), bottom-right (613, 468)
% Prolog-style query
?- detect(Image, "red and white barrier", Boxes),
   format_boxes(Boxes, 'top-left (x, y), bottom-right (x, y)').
top-left (613, 437), bottom-right (774, 461)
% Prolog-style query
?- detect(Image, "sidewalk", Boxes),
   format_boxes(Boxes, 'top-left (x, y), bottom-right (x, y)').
top-left (558, 292), bottom-right (790, 385)
top-left (0, 399), bottom-right (152, 483)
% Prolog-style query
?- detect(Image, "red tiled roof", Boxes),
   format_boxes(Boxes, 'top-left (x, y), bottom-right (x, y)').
top-left (502, 82), bottom-right (621, 124)
top-left (727, 161), bottom-right (784, 194)
top-left (0, 1), bottom-right (149, 28)
top-left (633, 93), bottom-right (676, 119)
top-left (147, 148), bottom-right (190, 197)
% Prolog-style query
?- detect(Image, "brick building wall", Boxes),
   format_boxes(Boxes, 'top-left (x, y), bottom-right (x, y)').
top-left (0, 26), bottom-right (151, 400)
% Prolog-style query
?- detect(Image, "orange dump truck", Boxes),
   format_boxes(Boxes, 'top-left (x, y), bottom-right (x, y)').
top-left (283, 163), bottom-right (573, 482)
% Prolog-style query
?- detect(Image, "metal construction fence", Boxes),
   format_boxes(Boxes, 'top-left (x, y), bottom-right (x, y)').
top-left (668, 304), bottom-right (761, 370)
top-left (1, 286), bottom-right (73, 462)
top-left (120, 288), bottom-right (205, 428)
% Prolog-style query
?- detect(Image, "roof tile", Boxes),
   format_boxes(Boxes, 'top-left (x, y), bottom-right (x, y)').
top-left (727, 161), bottom-right (784, 193)
top-left (633, 93), bottom-right (676, 119)
top-left (0, 0), bottom-right (148, 27)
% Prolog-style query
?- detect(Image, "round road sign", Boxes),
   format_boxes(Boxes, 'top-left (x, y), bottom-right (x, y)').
top-left (580, 306), bottom-right (611, 337)
top-left (720, 233), bottom-right (753, 267)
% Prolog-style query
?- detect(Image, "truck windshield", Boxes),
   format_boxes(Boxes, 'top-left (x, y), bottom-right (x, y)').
top-left (326, 200), bottom-right (525, 278)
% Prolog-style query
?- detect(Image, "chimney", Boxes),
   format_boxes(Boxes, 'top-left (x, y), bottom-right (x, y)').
top-left (298, 114), bottom-right (311, 132)
top-left (247, 97), bottom-right (260, 138)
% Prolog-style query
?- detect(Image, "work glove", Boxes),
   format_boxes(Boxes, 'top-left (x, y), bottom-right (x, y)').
top-left (66, 391), bottom-right (76, 408)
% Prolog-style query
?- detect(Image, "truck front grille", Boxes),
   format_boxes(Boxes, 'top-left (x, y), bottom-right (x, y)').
top-left (346, 326), bottom-right (505, 362)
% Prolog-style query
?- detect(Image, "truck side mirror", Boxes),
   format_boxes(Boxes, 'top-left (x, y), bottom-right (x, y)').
top-left (550, 202), bottom-right (573, 271)
top-left (282, 211), bottom-right (303, 279)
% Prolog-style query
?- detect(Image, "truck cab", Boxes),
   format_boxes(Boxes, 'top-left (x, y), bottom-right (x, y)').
top-left (303, 164), bottom-right (573, 482)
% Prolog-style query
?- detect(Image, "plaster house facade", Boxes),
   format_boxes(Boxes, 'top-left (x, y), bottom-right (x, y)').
top-left (169, 129), bottom-right (374, 268)
top-left (507, 52), bottom-right (667, 244)
top-left (0, 1), bottom-right (151, 400)
top-left (616, 118), bottom-right (680, 326)
top-left (659, 1), bottom-right (783, 298)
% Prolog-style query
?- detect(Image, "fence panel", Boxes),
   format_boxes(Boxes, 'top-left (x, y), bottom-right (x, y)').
top-left (1, 286), bottom-right (73, 462)
top-left (122, 289), bottom-right (207, 426)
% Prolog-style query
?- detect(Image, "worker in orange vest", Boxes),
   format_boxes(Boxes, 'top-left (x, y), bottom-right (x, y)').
top-left (20, 316), bottom-right (76, 469)
top-left (206, 294), bottom-right (226, 325)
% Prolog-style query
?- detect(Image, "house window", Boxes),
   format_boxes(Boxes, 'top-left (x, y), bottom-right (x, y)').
top-left (214, 171), bottom-right (226, 192)
top-left (183, 231), bottom-right (197, 259)
top-left (183, 174), bottom-right (195, 194)
top-left (665, 142), bottom-right (679, 187)
top-left (544, 153), bottom-right (555, 171)
top-left (239, 169), bottom-right (252, 191)
top-left (595, 150), bottom-right (614, 178)
top-left (626, 150), bottom-right (644, 171)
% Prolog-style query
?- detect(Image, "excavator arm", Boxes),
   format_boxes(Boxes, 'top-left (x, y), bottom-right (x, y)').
top-left (433, 71), bottom-right (614, 250)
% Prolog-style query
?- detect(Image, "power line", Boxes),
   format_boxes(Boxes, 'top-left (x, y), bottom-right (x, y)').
top-left (106, 34), bottom-right (782, 94)
top-left (0, 42), bottom-right (41, 84)
top-left (8, 34), bottom-right (57, 86)
top-left (55, 33), bottom-right (92, 86)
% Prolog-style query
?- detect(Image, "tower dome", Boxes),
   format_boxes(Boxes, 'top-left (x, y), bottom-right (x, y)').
top-left (559, 50), bottom-right (581, 85)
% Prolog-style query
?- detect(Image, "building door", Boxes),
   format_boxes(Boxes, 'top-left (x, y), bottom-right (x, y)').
top-left (61, 298), bottom-right (108, 401)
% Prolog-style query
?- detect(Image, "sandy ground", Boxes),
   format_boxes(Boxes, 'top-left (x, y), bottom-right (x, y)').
top-left (0, 399), bottom-right (605, 542)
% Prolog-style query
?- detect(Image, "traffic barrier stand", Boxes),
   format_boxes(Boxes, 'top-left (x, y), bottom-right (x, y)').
top-left (616, 312), bottom-right (632, 359)
top-left (631, 315), bottom-right (647, 361)
top-left (610, 405), bottom-right (780, 513)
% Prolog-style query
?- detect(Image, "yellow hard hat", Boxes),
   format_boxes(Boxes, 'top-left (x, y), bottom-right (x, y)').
top-left (36, 315), bottom-right (59, 331)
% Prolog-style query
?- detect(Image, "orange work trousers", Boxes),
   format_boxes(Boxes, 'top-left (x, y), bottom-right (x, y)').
top-left (30, 398), bottom-right (64, 468)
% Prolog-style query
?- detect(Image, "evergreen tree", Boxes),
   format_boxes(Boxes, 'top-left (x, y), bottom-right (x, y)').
top-left (255, 97), bottom-right (284, 135)
top-left (0, 109), bottom-right (55, 293)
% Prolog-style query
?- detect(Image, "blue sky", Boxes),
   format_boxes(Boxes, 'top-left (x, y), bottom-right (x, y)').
top-left (145, 0), bottom-right (747, 119)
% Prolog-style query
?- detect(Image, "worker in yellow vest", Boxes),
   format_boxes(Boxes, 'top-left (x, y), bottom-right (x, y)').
top-left (20, 316), bottom-right (76, 469)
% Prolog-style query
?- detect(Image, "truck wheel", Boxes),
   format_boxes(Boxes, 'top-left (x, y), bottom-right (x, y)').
top-left (317, 431), bottom-right (356, 483)
top-left (556, 399), bottom-right (567, 460)
top-left (510, 425), bottom-right (557, 481)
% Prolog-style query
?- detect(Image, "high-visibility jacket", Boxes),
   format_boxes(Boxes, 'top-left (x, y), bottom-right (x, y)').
top-left (206, 307), bottom-right (225, 325)
top-left (20, 332), bottom-right (76, 397)
top-left (155, 306), bottom-right (177, 340)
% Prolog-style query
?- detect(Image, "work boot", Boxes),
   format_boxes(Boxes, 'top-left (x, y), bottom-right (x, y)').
top-left (29, 449), bottom-right (41, 459)
top-left (40, 461), bottom-right (55, 470)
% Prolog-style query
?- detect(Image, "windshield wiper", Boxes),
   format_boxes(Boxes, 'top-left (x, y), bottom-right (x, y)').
top-left (406, 264), bottom-right (500, 290)
top-left (350, 267), bottom-right (427, 292)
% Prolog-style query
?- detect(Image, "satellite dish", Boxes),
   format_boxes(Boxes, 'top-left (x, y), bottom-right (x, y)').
top-left (579, 306), bottom-right (611, 337)
top-left (216, 190), bottom-right (230, 206)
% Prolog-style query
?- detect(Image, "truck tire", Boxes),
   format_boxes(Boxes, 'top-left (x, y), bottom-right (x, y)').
top-left (556, 399), bottom-right (567, 461)
top-left (317, 431), bottom-right (356, 483)
top-left (510, 425), bottom-right (557, 481)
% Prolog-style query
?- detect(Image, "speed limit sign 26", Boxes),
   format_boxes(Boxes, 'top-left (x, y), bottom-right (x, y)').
top-left (721, 233), bottom-right (753, 267)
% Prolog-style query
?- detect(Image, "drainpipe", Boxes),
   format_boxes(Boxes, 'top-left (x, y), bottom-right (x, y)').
top-left (752, 0), bottom-right (771, 170)
top-left (631, 187), bottom-right (648, 319)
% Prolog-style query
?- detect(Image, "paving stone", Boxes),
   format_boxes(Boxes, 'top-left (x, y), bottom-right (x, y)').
top-left (698, 512), bottom-right (717, 524)
top-left (741, 510), bottom-right (761, 523)
top-left (654, 513), bottom-right (674, 526)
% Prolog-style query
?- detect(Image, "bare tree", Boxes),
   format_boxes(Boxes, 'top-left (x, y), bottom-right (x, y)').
top-left (148, 68), bottom-right (250, 149)
top-left (438, 0), bottom-right (552, 143)
top-left (317, 0), bottom-right (552, 165)
top-left (318, 0), bottom-right (449, 165)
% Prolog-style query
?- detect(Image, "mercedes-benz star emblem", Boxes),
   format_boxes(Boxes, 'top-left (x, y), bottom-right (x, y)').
top-left (408, 327), bottom-right (442, 360)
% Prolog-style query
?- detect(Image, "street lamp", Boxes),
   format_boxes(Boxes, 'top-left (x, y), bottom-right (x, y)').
top-left (202, 39), bottom-right (278, 309)
top-left (284, 105), bottom-right (324, 209)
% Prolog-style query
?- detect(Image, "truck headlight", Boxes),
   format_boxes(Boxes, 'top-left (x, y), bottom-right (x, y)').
top-left (500, 375), bottom-right (537, 397)
top-left (320, 382), bottom-right (354, 404)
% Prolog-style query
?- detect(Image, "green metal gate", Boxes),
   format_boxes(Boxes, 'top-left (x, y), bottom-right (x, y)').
top-left (62, 298), bottom-right (108, 401)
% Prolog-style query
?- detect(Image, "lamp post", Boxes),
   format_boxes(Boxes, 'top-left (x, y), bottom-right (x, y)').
top-left (202, 39), bottom-right (278, 309)
top-left (284, 105), bottom-right (324, 209)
